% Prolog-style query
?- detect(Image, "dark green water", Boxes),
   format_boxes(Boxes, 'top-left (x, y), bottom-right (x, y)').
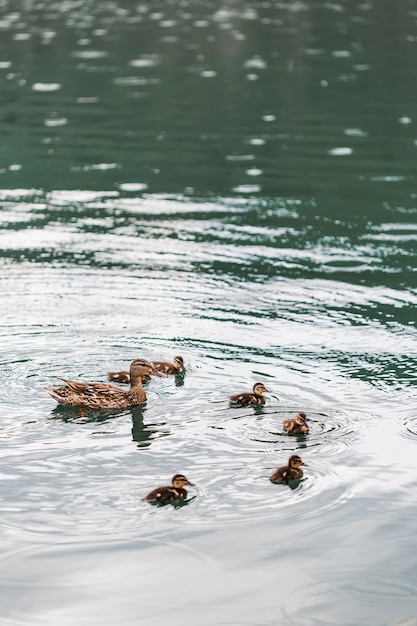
top-left (1, 1), bottom-right (417, 625)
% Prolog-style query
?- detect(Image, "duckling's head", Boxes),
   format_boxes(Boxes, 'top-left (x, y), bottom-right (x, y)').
top-left (173, 356), bottom-right (184, 369)
top-left (130, 358), bottom-right (167, 381)
top-left (253, 382), bottom-right (269, 395)
top-left (172, 473), bottom-right (195, 488)
top-left (288, 454), bottom-right (306, 468)
top-left (295, 412), bottom-right (307, 426)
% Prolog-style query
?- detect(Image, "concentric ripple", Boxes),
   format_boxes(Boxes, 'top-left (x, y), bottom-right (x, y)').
top-left (400, 408), bottom-right (417, 441)
top-left (282, 576), bottom-right (417, 626)
top-left (211, 405), bottom-right (358, 456)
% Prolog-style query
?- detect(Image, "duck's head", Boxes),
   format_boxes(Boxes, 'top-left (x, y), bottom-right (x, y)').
top-left (130, 358), bottom-right (167, 381)
top-left (253, 382), bottom-right (269, 395)
top-left (295, 412), bottom-right (307, 426)
top-left (172, 473), bottom-right (195, 488)
top-left (288, 454), bottom-right (307, 468)
top-left (173, 356), bottom-right (184, 369)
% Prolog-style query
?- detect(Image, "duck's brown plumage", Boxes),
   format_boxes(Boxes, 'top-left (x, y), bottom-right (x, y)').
top-left (108, 356), bottom-right (185, 384)
top-left (283, 411), bottom-right (309, 435)
top-left (142, 473), bottom-right (195, 504)
top-left (44, 359), bottom-right (166, 409)
top-left (229, 382), bottom-right (269, 406)
top-left (270, 455), bottom-right (307, 483)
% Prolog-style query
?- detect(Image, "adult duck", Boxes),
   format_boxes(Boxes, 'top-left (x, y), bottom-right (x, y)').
top-left (44, 358), bottom-right (166, 409)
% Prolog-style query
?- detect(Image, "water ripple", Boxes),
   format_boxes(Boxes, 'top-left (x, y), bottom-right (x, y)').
top-left (400, 408), bottom-right (417, 441)
top-left (283, 576), bottom-right (417, 626)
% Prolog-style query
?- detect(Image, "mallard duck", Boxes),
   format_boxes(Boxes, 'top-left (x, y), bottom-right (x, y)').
top-left (44, 358), bottom-right (166, 409)
top-left (108, 355), bottom-right (185, 384)
top-left (270, 454), bottom-right (307, 483)
top-left (142, 473), bottom-right (195, 504)
top-left (283, 411), bottom-right (309, 435)
top-left (229, 382), bottom-right (269, 406)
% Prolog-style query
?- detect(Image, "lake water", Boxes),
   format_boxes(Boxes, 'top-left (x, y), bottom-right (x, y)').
top-left (1, 1), bottom-right (417, 624)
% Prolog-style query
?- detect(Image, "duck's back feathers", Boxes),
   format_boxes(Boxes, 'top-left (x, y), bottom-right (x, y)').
top-left (229, 382), bottom-right (269, 406)
top-left (58, 378), bottom-right (109, 393)
top-left (269, 466), bottom-right (291, 482)
top-left (142, 485), bottom-right (188, 503)
top-left (152, 361), bottom-right (183, 374)
top-left (269, 455), bottom-right (306, 483)
top-left (283, 412), bottom-right (309, 435)
top-left (228, 391), bottom-right (266, 406)
top-left (107, 370), bottom-right (130, 384)
top-left (44, 380), bottom-right (146, 409)
top-left (142, 473), bottom-right (194, 504)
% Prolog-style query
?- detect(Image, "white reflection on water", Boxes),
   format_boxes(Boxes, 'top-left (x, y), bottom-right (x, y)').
top-left (32, 83), bottom-right (62, 92)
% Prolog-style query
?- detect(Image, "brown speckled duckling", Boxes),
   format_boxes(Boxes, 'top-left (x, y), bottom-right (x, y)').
top-left (269, 455), bottom-right (307, 483)
top-left (229, 382), bottom-right (269, 406)
top-left (44, 358), bottom-right (166, 409)
top-left (283, 411), bottom-right (309, 435)
top-left (142, 473), bottom-right (195, 504)
top-left (108, 356), bottom-right (185, 384)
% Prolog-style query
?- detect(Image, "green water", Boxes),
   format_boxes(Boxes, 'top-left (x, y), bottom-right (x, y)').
top-left (1, 2), bottom-right (417, 625)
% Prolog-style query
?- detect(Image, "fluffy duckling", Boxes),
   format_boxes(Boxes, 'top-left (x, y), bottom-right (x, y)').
top-left (44, 358), bottom-right (166, 410)
top-left (269, 455), bottom-right (307, 483)
top-left (229, 382), bottom-right (269, 406)
top-left (283, 411), bottom-right (309, 435)
top-left (153, 356), bottom-right (185, 374)
top-left (142, 473), bottom-right (195, 504)
top-left (108, 355), bottom-right (185, 384)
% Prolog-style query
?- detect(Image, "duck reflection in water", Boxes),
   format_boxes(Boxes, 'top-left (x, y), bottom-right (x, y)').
top-left (131, 405), bottom-right (171, 449)
top-left (49, 404), bottom-right (125, 424)
top-left (270, 454), bottom-right (307, 490)
top-left (143, 473), bottom-right (196, 507)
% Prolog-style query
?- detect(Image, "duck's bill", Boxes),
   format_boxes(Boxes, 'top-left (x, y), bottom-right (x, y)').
top-left (301, 462), bottom-right (308, 466)
top-left (186, 480), bottom-right (196, 486)
top-left (151, 367), bottom-right (168, 377)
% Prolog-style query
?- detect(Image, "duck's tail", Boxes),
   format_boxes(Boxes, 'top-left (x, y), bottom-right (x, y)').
top-left (43, 386), bottom-right (65, 403)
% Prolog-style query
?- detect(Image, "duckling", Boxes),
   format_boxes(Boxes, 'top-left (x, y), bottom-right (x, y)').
top-left (269, 454), bottom-right (307, 483)
top-left (108, 355), bottom-right (185, 384)
top-left (153, 356), bottom-right (185, 375)
top-left (44, 358), bottom-right (166, 410)
top-left (229, 382), bottom-right (269, 406)
top-left (142, 473), bottom-right (195, 504)
top-left (283, 411), bottom-right (309, 435)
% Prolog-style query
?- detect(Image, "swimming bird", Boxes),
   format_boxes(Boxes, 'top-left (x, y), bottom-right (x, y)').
top-left (142, 473), bottom-right (195, 504)
top-left (283, 411), bottom-right (309, 435)
top-left (44, 358), bottom-right (166, 409)
top-left (229, 382), bottom-right (269, 406)
top-left (269, 455), bottom-right (307, 483)
top-left (108, 355), bottom-right (185, 384)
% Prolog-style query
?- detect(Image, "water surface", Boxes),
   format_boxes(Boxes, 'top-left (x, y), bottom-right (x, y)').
top-left (1, 1), bottom-right (417, 625)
